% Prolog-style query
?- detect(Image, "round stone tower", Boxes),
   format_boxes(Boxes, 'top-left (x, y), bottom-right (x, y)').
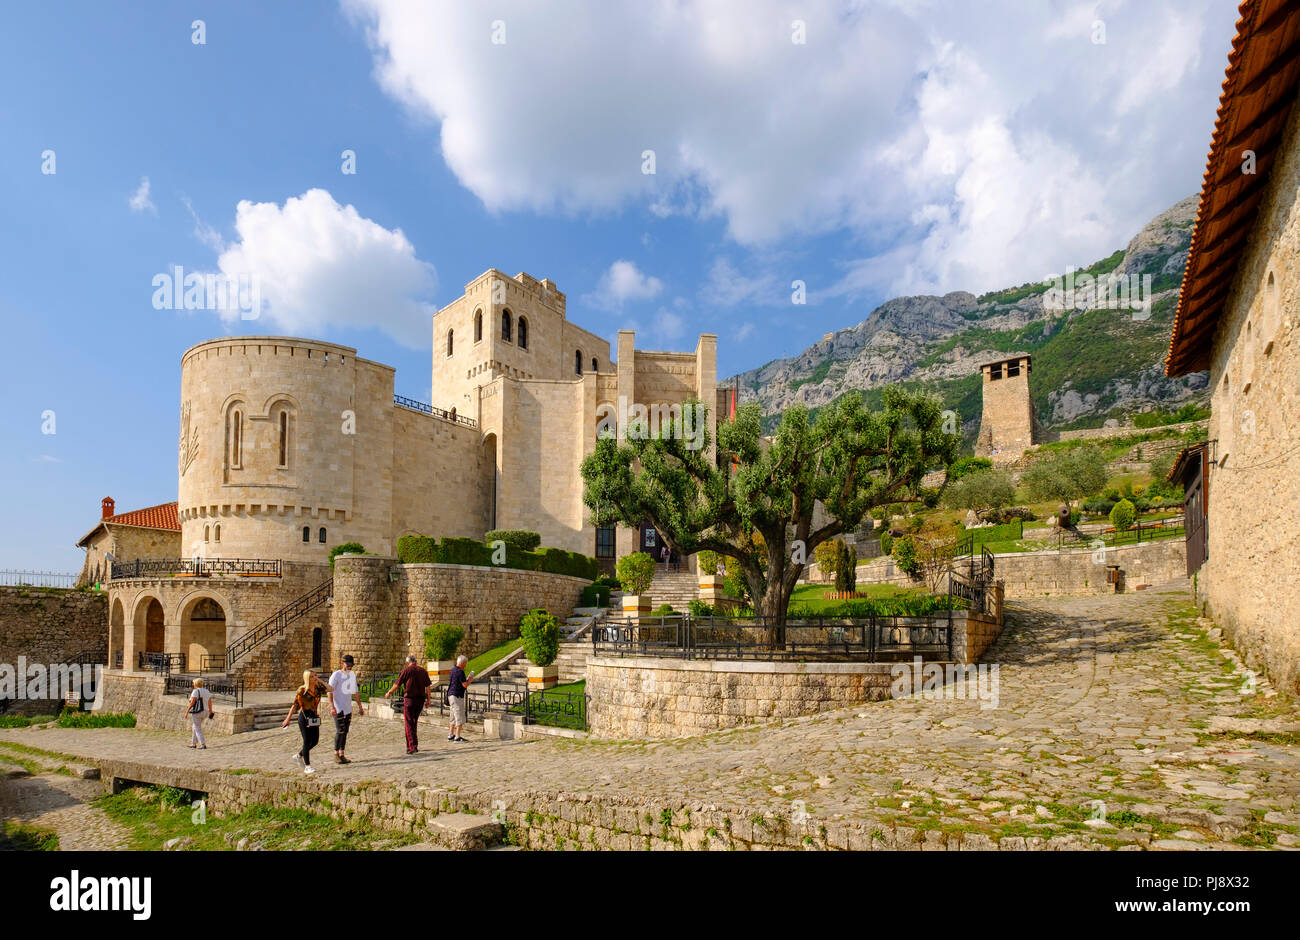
top-left (177, 336), bottom-right (393, 564)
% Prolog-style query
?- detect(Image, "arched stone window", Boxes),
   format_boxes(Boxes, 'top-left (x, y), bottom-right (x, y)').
top-left (447, 329), bottom-right (454, 357)
top-left (228, 407), bottom-right (243, 468)
top-left (474, 309), bottom-right (483, 342)
top-left (592, 356), bottom-right (598, 372)
top-left (518, 316), bottom-right (529, 350)
top-left (319, 527), bottom-right (327, 544)
top-left (214, 524), bottom-right (220, 542)
top-left (1264, 270), bottom-right (1280, 354)
top-left (575, 349), bottom-right (583, 375)
top-left (278, 410), bottom-right (290, 468)
top-left (302, 526), bottom-right (310, 543)
top-left (204, 524), bottom-right (210, 542)
top-left (501, 309), bottom-right (513, 343)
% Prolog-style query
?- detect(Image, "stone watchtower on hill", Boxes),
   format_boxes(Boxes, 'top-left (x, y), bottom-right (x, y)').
top-left (974, 353), bottom-right (1039, 463)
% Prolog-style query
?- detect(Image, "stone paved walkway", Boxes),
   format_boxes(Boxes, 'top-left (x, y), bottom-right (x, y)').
top-left (4, 580), bottom-right (1299, 849)
top-left (0, 764), bottom-right (131, 850)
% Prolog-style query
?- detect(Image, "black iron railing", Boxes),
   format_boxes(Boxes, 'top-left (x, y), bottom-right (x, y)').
top-left (0, 569), bottom-right (78, 588)
top-left (224, 578), bottom-right (333, 670)
top-left (138, 651), bottom-right (187, 674)
top-left (519, 686), bottom-right (588, 730)
top-left (165, 673), bottom-right (245, 708)
top-left (393, 394), bottom-right (478, 429)
top-left (200, 654), bottom-right (226, 672)
top-left (591, 613), bottom-right (954, 663)
top-left (110, 558), bottom-right (282, 580)
top-left (1053, 516), bottom-right (1185, 551)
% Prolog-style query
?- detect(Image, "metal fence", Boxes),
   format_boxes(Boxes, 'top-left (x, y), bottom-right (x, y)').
top-left (164, 673), bottom-right (245, 708)
top-left (393, 394), bottom-right (478, 429)
top-left (110, 557), bottom-right (282, 580)
top-left (591, 612), bottom-right (955, 663)
top-left (138, 651), bottom-right (187, 674)
top-left (361, 674), bottom-right (585, 730)
top-left (1052, 516), bottom-right (1185, 551)
top-left (0, 569), bottom-right (78, 588)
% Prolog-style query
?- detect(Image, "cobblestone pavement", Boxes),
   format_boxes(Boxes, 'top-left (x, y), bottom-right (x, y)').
top-left (4, 580), bottom-right (1298, 849)
top-left (0, 762), bottom-right (131, 850)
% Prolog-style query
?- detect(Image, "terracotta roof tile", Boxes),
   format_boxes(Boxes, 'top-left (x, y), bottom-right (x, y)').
top-left (1166, 0), bottom-right (1300, 376)
top-left (106, 502), bottom-right (180, 531)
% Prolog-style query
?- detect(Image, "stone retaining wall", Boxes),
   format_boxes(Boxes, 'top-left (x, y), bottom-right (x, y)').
top-left (0, 586), bottom-right (106, 714)
top-left (88, 756), bottom-right (1102, 851)
top-left (95, 671), bottom-right (255, 735)
top-left (330, 556), bottom-right (587, 680)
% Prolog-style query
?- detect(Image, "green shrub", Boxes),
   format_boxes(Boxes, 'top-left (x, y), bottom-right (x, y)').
top-left (697, 550), bottom-right (720, 574)
top-left (1109, 498), bottom-right (1137, 532)
top-left (423, 623), bottom-right (464, 662)
top-left (617, 552), bottom-right (656, 595)
top-left (397, 535), bottom-right (438, 564)
top-left (519, 609), bottom-right (561, 667)
top-left (329, 542), bottom-right (366, 570)
top-left (581, 584), bottom-right (611, 607)
top-left (688, 599), bottom-right (714, 617)
top-left (947, 456), bottom-right (993, 482)
top-left (653, 603), bottom-right (676, 616)
top-left (485, 529), bottom-right (542, 551)
top-left (596, 574), bottom-right (621, 590)
top-left (833, 540), bottom-right (857, 594)
top-left (879, 531), bottom-right (893, 556)
top-left (435, 537), bottom-right (493, 567)
top-left (892, 535), bottom-right (920, 578)
top-left (55, 712), bottom-right (135, 729)
top-left (813, 540), bottom-right (839, 579)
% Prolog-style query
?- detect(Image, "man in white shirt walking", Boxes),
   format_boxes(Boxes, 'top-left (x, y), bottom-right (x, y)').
top-left (328, 654), bottom-right (364, 764)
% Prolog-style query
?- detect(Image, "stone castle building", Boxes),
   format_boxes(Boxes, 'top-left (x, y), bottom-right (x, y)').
top-left (974, 353), bottom-right (1040, 463)
top-left (96, 268), bottom-right (726, 685)
top-left (1165, 0), bottom-right (1300, 694)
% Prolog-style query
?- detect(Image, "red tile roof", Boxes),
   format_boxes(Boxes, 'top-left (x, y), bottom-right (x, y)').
top-left (106, 501), bottom-right (180, 531)
top-left (1166, 0), bottom-right (1300, 376)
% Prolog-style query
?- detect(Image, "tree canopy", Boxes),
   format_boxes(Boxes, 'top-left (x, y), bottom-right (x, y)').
top-left (580, 388), bottom-right (961, 623)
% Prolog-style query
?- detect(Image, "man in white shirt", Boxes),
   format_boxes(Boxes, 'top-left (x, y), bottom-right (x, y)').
top-left (328, 654), bottom-right (364, 764)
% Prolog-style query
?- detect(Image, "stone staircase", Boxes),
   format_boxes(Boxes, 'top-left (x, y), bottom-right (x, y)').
top-left (480, 606), bottom-right (604, 693)
top-left (645, 565), bottom-right (700, 611)
top-left (226, 578), bottom-right (334, 690)
top-left (249, 703), bottom-right (292, 732)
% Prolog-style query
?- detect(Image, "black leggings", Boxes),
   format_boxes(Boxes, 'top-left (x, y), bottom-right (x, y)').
top-left (298, 711), bottom-right (320, 764)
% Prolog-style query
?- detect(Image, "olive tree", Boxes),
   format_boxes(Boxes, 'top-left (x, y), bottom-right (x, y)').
top-left (580, 388), bottom-right (960, 625)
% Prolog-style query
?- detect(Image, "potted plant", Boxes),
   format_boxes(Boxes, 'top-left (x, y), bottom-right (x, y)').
top-left (519, 608), bottom-right (561, 690)
top-left (423, 623), bottom-right (464, 687)
top-left (697, 550), bottom-right (721, 600)
top-left (616, 551), bottom-right (656, 620)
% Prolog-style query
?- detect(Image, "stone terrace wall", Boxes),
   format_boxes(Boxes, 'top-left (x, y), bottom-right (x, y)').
top-left (0, 586), bottom-right (105, 713)
top-left (586, 657), bottom-right (896, 739)
top-left (330, 556), bottom-right (587, 680)
top-left (90, 756), bottom-right (1103, 851)
top-left (96, 671), bottom-right (255, 735)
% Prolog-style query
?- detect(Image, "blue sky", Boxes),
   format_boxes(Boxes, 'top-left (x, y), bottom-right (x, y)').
top-left (0, 0), bottom-right (1240, 570)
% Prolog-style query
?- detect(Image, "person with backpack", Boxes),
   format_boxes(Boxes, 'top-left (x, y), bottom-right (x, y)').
top-left (282, 669), bottom-right (328, 775)
top-left (185, 677), bottom-right (213, 749)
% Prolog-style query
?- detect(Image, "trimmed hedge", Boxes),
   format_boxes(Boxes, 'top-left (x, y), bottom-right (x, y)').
top-left (520, 609), bottom-right (561, 668)
top-left (396, 534), bottom-right (598, 581)
top-left (485, 529), bottom-right (542, 551)
top-left (423, 623), bottom-right (464, 661)
top-left (581, 583), bottom-right (611, 607)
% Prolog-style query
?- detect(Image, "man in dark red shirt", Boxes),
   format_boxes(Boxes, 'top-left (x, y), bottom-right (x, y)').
top-left (386, 655), bottom-right (432, 754)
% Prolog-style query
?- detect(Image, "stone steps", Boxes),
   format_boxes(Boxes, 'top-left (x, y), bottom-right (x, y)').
top-left (250, 703), bottom-right (293, 731)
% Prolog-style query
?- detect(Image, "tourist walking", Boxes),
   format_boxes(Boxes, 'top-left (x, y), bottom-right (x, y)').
top-left (386, 655), bottom-right (432, 754)
top-left (282, 669), bottom-right (328, 774)
top-left (185, 677), bottom-right (213, 749)
top-left (328, 653), bottom-right (364, 764)
top-left (446, 655), bottom-right (476, 743)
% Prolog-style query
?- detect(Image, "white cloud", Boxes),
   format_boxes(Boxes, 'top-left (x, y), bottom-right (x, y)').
top-left (181, 195), bottom-right (226, 253)
top-left (704, 257), bottom-right (781, 307)
top-left (203, 188), bottom-right (437, 346)
top-left (585, 260), bottom-right (664, 310)
top-left (31, 455), bottom-right (62, 463)
top-left (128, 177), bottom-right (155, 215)
top-left (733, 322), bottom-right (757, 342)
top-left (346, 0), bottom-right (1236, 296)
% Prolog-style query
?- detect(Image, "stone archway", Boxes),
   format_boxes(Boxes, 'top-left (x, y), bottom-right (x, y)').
top-left (109, 599), bottom-right (125, 670)
top-left (180, 596), bottom-right (227, 673)
top-left (481, 432), bottom-right (499, 531)
top-left (131, 597), bottom-right (165, 670)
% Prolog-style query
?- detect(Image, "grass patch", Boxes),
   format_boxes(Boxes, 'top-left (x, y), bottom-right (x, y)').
top-left (0, 820), bottom-right (59, 851)
top-left (509, 680), bottom-right (587, 730)
top-left (96, 784), bottom-right (421, 851)
top-left (467, 637), bottom-right (525, 675)
top-left (0, 714), bottom-right (58, 728)
top-left (55, 712), bottom-right (136, 729)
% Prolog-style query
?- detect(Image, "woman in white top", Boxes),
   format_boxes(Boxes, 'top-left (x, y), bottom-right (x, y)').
top-left (186, 677), bottom-right (214, 749)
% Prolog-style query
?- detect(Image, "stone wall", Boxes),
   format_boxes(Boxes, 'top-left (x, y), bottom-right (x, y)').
top-left (0, 586), bottom-right (106, 713)
top-left (586, 657), bottom-right (897, 739)
top-left (330, 555), bottom-right (587, 680)
top-left (1199, 94), bottom-right (1300, 695)
top-left (95, 671), bottom-right (255, 735)
top-left (89, 756), bottom-right (1103, 851)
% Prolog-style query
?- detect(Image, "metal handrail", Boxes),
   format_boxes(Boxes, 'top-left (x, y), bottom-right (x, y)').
top-left (110, 557), bottom-right (282, 580)
top-left (393, 394), bottom-right (478, 429)
top-left (224, 578), bottom-right (333, 669)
